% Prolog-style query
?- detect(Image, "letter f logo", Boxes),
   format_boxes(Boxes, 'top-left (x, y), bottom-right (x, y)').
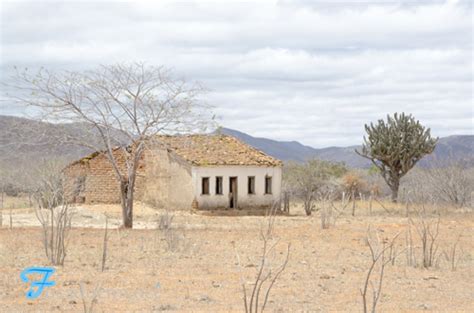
top-left (20, 267), bottom-right (56, 299)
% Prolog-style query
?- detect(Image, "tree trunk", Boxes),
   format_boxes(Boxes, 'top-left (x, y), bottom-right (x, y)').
top-left (390, 179), bottom-right (400, 203)
top-left (304, 199), bottom-right (312, 216)
top-left (120, 180), bottom-right (133, 228)
top-left (123, 195), bottom-right (133, 228)
top-left (283, 192), bottom-right (290, 214)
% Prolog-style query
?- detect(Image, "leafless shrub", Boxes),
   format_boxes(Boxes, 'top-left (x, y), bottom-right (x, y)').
top-left (401, 162), bottom-right (474, 209)
top-left (360, 226), bottom-right (400, 313)
top-left (441, 232), bottom-right (464, 271)
top-left (35, 199), bottom-right (72, 265)
top-left (79, 282), bottom-right (101, 313)
top-left (320, 201), bottom-right (333, 229)
top-left (158, 211), bottom-right (174, 231)
top-left (409, 211), bottom-right (440, 268)
top-left (405, 209), bottom-right (467, 270)
top-left (156, 211), bottom-right (185, 252)
top-left (405, 222), bottom-right (417, 267)
top-left (33, 166), bottom-right (73, 266)
top-left (319, 189), bottom-right (349, 229)
top-left (164, 228), bottom-right (183, 252)
top-left (234, 203), bottom-right (291, 313)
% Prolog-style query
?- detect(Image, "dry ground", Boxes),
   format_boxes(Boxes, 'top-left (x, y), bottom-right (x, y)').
top-left (0, 200), bottom-right (473, 312)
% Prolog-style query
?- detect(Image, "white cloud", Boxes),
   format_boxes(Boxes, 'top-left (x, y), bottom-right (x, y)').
top-left (0, 0), bottom-right (472, 147)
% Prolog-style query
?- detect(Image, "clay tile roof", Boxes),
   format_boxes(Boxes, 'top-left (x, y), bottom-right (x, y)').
top-left (154, 134), bottom-right (282, 167)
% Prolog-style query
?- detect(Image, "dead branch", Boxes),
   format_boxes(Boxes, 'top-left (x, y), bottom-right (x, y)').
top-left (101, 215), bottom-right (109, 272)
top-left (360, 226), bottom-right (400, 313)
top-left (79, 282), bottom-right (101, 313)
top-left (234, 202), bottom-right (291, 313)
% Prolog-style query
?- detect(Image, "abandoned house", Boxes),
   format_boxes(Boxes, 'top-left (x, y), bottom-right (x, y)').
top-left (64, 134), bottom-right (282, 210)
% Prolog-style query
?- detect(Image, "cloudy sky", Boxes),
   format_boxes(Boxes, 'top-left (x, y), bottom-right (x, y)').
top-left (1, 0), bottom-right (472, 147)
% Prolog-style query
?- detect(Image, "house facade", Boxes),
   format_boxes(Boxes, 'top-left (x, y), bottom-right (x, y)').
top-left (64, 134), bottom-right (282, 210)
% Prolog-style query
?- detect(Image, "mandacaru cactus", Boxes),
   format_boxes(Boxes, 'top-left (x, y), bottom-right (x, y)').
top-left (356, 113), bottom-right (438, 203)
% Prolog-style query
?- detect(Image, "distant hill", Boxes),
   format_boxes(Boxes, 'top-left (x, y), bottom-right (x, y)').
top-left (219, 128), bottom-right (474, 168)
top-left (0, 115), bottom-right (95, 166)
top-left (1, 115), bottom-right (472, 171)
top-left (216, 128), bottom-right (318, 163)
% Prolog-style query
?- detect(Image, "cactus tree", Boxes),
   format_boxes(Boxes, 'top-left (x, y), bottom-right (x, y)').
top-left (356, 113), bottom-right (438, 203)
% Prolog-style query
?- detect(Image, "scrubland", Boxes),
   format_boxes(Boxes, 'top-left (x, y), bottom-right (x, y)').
top-left (0, 199), bottom-right (473, 312)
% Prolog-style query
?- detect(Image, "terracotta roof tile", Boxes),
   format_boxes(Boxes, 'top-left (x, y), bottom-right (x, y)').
top-left (154, 134), bottom-right (282, 167)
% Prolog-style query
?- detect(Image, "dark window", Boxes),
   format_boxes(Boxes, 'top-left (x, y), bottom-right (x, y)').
top-left (265, 176), bottom-right (272, 194)
top-left (216, 176), bottom-right (223, 195)
top-left (73, 175), bottom-right (86, 203)
top-left (202, 177), bottom-right (210, 195)
top-left (74, 176), bottom-right (86, 196)
top-left (248, 176), bottom-right (255, 194)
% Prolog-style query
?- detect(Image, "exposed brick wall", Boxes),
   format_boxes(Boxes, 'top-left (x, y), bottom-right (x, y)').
top-left (64, 162), bottom-right (88, 203)
top-left (64, 148), bottom-right (146, 204)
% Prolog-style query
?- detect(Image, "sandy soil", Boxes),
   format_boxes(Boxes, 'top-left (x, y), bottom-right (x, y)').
top-left (0, 203), bottom-right (473, 312)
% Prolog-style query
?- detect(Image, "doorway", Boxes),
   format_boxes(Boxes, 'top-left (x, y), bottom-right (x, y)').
top-left (229, 177), bottom-right (238, 209)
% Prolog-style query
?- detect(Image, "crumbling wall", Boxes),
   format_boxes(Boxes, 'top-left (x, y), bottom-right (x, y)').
top-left (141, 148), bottom-right (194, 210)
top-left (63, 147), bottom-right (192, 209)
top-left (64, 149), bottom-right (146, 204)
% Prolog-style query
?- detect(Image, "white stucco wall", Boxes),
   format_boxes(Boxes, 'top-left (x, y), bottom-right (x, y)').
top-left (192, 166), bottom-right (282, 209)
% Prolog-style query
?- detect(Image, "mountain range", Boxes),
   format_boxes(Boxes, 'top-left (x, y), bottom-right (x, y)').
top-left (1, 115), bottom-right (473, 170)
top-left (218, 128), bottom-right (473, 168)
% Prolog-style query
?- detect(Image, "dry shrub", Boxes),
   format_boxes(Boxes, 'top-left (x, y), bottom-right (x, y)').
top-left (440, 232), bottom-right (465, 271)
top-left (401, 163), bottom-right (474, 209)
top-left (318, 188), bottom-right (349, 229)
top-left (404, 209), bottom-right (467, 270)
top-left (33, 166), bottom-right (73, 266)
top-left (233, 203), bottom-right (291, 313)
top-left (158, 210), bottom-right (174, 231)
top-left (156, 211), bottom-right (187, 253)
top-left (360, 226), bottom-right (400, 313)
top-left (79, 281), bottom-right (101, 313)
top-left (406, 211), bottom-right (440, 268)
top-left (342, 171), bottom-right (367, 198)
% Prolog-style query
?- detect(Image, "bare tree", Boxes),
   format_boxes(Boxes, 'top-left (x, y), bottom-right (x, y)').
top-left (233, 203), bottom-right (291, 313)
top-left (8, 63), bottom-right (213, 228)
